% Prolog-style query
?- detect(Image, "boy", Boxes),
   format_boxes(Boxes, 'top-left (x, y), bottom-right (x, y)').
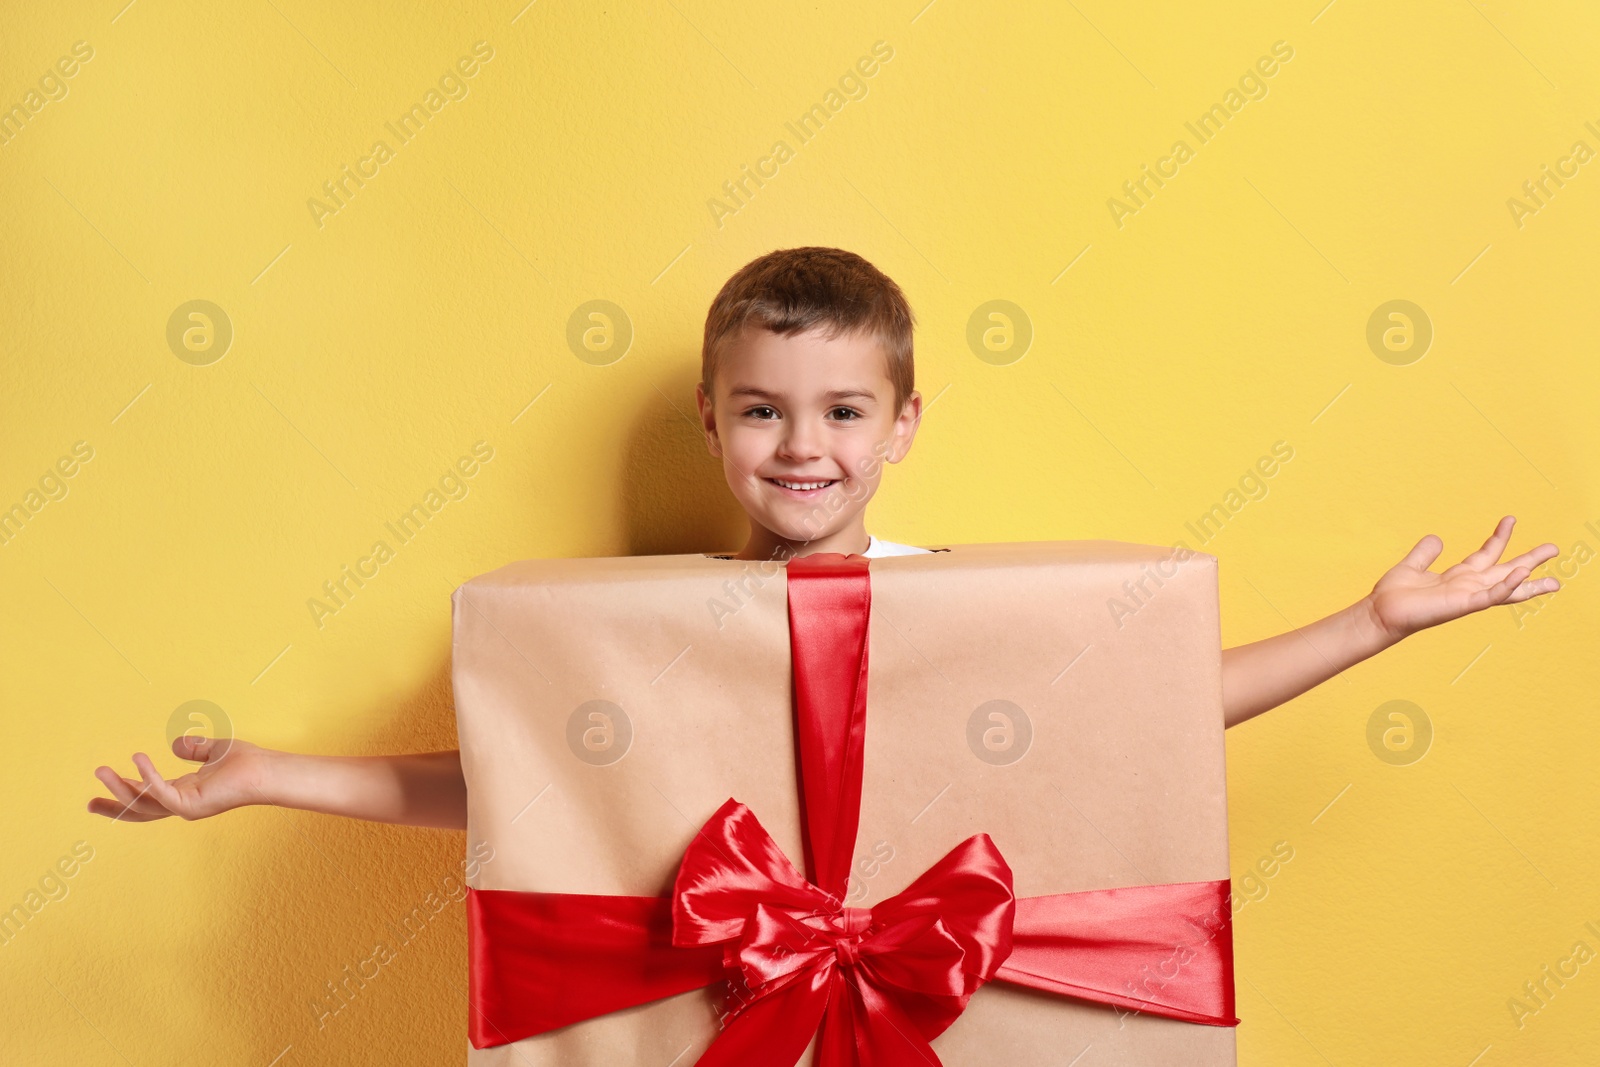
top-left (88, 246), bottom-right (1560, 829)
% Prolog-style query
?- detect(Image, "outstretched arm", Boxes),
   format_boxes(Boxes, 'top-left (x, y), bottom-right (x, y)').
top-left (89, 738), bottom-right (468, 830)
top-left (1222, 516), bottom-right (1560, 729)
top-left (255, 748), bottom-right (467, 829)
top-left (1221, 597), bottom-right (1395, 729)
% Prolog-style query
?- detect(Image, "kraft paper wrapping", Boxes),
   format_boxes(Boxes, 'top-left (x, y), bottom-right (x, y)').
top-left (451, 541), bottom-right (1236, 1065)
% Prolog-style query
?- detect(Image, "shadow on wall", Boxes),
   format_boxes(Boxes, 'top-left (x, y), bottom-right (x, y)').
top-left (619, 367), bottom-right (747, 557)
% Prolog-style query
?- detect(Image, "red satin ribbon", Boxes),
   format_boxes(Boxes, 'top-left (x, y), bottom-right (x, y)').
top-left (467, 553), bottom-right (1239, 1061)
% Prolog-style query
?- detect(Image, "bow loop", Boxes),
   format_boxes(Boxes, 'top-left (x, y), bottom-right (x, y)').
top-left (672, 799), bottom-right (833, 947)
top-left (848, 914), bottom-right (970, 998)
top-left (869, 833), bottom-right (1017, 993)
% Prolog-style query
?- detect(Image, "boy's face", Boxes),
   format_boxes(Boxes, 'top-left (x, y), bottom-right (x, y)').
top-left (696, 324), bottom-right (921, 549)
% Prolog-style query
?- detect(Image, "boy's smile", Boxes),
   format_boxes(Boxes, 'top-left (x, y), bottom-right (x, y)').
top-left (696, 323), bottom-right (921, 560)
top-left (767, 477), bottom-right (839, 496)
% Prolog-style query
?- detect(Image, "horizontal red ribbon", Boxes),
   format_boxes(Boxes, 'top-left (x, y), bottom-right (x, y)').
top-left (467, 553), bottom-right (1238, 1062)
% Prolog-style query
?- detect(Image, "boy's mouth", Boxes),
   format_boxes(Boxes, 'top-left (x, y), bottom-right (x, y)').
top-left (764, 477), bottom-right (840, 498)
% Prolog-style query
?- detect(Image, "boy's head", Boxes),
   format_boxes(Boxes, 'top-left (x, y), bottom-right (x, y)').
top-left (695, 247), bottom-right (922, 553)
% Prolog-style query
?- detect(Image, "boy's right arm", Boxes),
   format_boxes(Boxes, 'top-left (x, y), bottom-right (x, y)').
top-left (88, 737), bottom-right (468, 831)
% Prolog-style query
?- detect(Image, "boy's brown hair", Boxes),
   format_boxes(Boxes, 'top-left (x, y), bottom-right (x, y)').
top-left (701, 247), bottom-right (916, 411)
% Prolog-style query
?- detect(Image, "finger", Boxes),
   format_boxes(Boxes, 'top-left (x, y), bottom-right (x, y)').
top-left (1461, 515), bottom-right (1515, 569)
top-left (172, 735), bottom-right (226, 764)
top-left (1499, 541), bottom-right (1559, 575)
top-left (1398, 534), bottom-right (1444, 572)
top-left (94, 766), bottom-right (170, 816)
top-left (1477, 542), bottom-right (1560, 589)
top-left (131, 752), bottom-right (191, 817)
top-left (1474, 565), bottom-right (1530, 610)
top-left (87, 797), bottom-right (167, 822)
top-left (90, 768), bottom-right (172, 822)
top-left (1500, 574), bottom-right (1562, 605)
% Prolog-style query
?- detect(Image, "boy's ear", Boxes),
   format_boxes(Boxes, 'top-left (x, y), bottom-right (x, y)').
top-left (695, 382), bottom-right (723, 458)
top-left (885, 390), bottom-right (923, 464)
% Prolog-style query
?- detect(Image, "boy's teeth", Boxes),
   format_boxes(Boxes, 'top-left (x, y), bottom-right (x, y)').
top-left (774, 479), bottom-right (833, 490)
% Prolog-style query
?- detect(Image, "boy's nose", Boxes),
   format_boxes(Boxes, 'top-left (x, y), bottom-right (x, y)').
top-left (776, 420), bottom-right (824, 461)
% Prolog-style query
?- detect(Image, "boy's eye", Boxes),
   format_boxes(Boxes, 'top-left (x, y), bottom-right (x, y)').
top-left (829, 407), bottom-right (862, 421)
top-left (743, 405), bottom-right (779, 420)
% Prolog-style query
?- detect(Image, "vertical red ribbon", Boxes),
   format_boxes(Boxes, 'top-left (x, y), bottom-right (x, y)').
top-left (787, 553), bottom-right (873, 903)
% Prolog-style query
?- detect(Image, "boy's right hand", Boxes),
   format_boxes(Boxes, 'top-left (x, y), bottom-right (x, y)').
top-left (88, 736), bottom-right (272, 822)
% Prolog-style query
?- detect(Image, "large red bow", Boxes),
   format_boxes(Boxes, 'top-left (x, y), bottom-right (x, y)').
top-left (466, 553), bottom-right (1239, 1062)
top-left (671, 799), bottom-right (1016, 1066)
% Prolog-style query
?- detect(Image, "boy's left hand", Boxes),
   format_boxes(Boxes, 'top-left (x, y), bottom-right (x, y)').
top-left (1363, 515), bottom-right (1560, 644)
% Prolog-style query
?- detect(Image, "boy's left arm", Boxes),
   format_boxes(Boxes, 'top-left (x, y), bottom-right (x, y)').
top-left (1221, 516), bottom-right (1561, 729)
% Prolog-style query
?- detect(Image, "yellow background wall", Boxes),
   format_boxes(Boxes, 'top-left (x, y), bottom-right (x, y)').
top-left (3, 1), bottom-right (1596, 1063)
